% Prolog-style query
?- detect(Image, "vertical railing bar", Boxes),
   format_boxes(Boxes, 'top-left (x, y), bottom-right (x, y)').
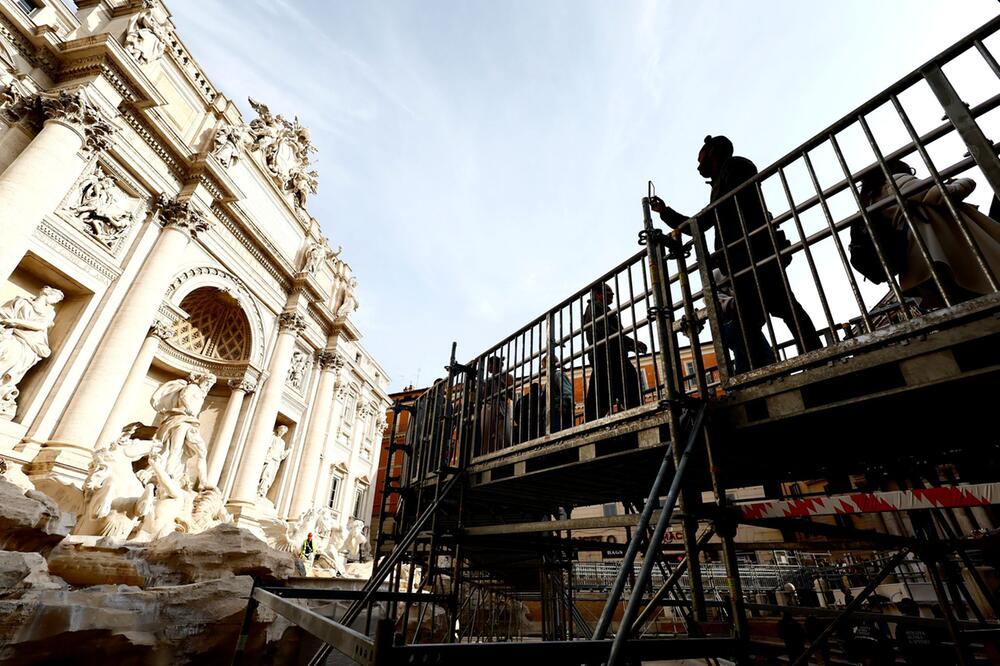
top-left (639, 259), bottom-right (663, 399)
top-left (612, 270), bottom-right (629, 413)
top-left (729, 191), bottom-right (781, 358)
top-left (802, 148), bottom-right (876, 331)
top-left (857, 113), bottom-right (953, 308)
top-left (827, 132), bottom-right (910, 316)
top-left (975, 39), bottom-right (1000, 81)
top-left (545, 312), bottom-right (554, 437)
top-left (753, 180), bottom-right (810, 354)
top-left (923, 64), bottom-right (1000, 198)
top-left (777, 164), bottom-right (841, 338)
top-left (626, 261), bottom-right (646, 402)
top-left (710, 207), bottom-right (759, 373)
top-left (891, 93), bottom-right (1000, 291)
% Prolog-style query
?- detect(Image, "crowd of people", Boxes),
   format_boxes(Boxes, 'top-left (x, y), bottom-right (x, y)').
top-left (777, 597), bottom-right (960, 665)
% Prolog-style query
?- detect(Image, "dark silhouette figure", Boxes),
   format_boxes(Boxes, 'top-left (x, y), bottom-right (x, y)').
top-left (895, 598), bottom-right (954, 665)
top-left (651, 135), bottom-right (822, 370)
top-left (777, 612), bottom-right (806, 662)
top-left (583, 284), bottom-right (647, 420)
top-left (804, 614), bottom-right (832, 665)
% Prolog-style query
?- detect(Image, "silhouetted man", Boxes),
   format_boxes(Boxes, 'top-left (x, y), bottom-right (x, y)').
top-left (650, 135), bottom-right (821, 371)
top-left (583, 283), bottom-right (647, 420)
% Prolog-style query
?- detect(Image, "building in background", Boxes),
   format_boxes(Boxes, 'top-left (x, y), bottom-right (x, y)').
top-left (370, 385), bottom-right (427, 549)
top-left (0, 0), bottom-right (391, 540)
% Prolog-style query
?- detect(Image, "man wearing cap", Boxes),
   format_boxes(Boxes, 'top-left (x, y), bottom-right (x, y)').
top-left (650, 135), bottom-right (821, 371)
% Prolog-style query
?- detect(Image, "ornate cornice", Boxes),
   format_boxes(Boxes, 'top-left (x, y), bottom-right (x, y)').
top-left (119, 107), bottom-right (185, 182)
top-left (38, 88), bottom-right (117, 153)
top-left (36, 217), bottom-right (117, 282)
top-left (0, 13), bottom-right (59, 77)
top-left (277, 311), bottom-right (306, 333)
top-left (210, 204), bottom-right (292, 294)
top-left (59, 54), bottom-right (142, 105)
top-left (157, 195), bottom-right (212, 238)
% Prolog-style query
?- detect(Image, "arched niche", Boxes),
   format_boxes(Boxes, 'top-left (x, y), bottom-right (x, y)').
top-left (162, 266), bottom-right (266, 369)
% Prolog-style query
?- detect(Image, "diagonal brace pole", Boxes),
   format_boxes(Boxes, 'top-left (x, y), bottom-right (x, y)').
top-left (790, 549), bottom-right (910, 666)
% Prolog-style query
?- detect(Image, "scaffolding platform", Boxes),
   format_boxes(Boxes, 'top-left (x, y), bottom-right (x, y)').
top-left (233, 15), bottom-right (1000, 666)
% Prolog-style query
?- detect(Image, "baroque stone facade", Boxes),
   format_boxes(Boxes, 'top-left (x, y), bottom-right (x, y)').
top-left (0, 0), bottom-right (390, 549)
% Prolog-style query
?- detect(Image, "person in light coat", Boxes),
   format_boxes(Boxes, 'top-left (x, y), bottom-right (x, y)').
top-left (862, 160), bottom-right (1000, 309)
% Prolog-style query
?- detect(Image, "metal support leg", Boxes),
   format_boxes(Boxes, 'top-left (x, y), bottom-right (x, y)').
top-left (924, 552), bottom-right (974, 666)
top-left (230, 585), bottom-right (260, 666)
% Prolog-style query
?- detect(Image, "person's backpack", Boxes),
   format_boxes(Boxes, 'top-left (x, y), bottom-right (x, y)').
top-left (848, 214), bottom-right (907, 284)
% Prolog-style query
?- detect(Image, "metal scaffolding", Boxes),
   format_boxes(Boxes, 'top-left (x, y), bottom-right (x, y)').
top-left (233, 14), bottom-right (1000, 666)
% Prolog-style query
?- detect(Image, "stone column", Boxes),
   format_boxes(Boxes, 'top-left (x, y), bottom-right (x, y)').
top-left (49, 198), bottom-right (212, 454)
top-left (288, 351), bottom-right (342, 518)
top-left (0, 88), bottom-right (115, 280)
top-left (227, 312), bottom-right (305, 512)
top-left (95, 320), bottom-right (174, 447)
top-left (207, 378), bottom-right (257, 487)
top-left (311, 384), bottom-right (349, 513)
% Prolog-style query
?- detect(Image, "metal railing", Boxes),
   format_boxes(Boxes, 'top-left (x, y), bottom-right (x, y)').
top-left (396, 15), bottom-right (1000, 482)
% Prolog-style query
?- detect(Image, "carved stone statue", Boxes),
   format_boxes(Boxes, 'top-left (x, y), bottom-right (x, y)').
top-left (286, 351), bottom-right (307, 389)
top-left (302, 240), bottom-right (336, 274)
top-left (212, 123), bottom-right (249, 168)
top-left (68, 168), bottom-right (135, 246)
top-left (246, 97), bottom-right (318, 208)
top-left (76, 423), bottom-right (153, 540)
top-left (76, 419), bottom-right (233, 542)
top-left (123, 7), bottom-right (169, 65)
top-left (290, 169), bottom-right (318, 209)
top-left (257, 425), bottom-right (291, 497)
top-left (335, 277), bottom-right (359, 320)
top-left (342, 519), bottom-right (371, 563)
top-left (149, 372), bottom-right (215, 491)
top-left (0, 286), bottom-right (64, 420)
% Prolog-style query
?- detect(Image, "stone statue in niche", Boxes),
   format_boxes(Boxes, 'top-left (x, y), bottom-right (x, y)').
top-left (149, 372), bottom-right (216, 491)
top-left (257, 425), bottom-right (291, 498)
top-left (302, 239), bottom-right (342, 274)
top-left (289, 168), bottom-right (319, 209)
top-left (335, 277), bottom-right (359, 320)
top-left (212, 123), bottom-right (249, 168)
top-left (68, 168), bottom-right (136, 246)
top-left (123, 6), bottom-right (169, 65)
top-left (0, 286), bottom-right (64, 421)
top-left (286, 350), bottom-right (307, 389)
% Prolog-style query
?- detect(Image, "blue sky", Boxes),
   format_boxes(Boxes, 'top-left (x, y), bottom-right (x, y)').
top-left (168, 1), bottom-right (1000, 390)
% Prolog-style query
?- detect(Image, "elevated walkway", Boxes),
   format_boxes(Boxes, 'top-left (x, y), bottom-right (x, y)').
top-left (234, 15), bottom-right (1000, 666)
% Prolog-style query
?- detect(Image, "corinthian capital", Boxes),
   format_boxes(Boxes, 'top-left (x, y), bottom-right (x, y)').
top-left (157, 195), bottom-right (213, 238)
top-left (278, 311), bottom-right (306, 333)
top-left (228, 377), bottom-right (258, 393)
top-left (149, 319), bottom-right (174, 340)
top-left (0, 81), bottom-right (40, 130)
top-left (38, 88), bottom-right (116, 153)
top-left (316, 350), bottom-right (344, 370)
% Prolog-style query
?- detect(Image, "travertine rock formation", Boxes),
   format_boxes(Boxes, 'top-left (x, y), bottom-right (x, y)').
top-left (0, 479), bottom-right (75, 553)
top-left (143, 523), bottom-right (296, 585)
top-left (0, 575), bottom-right (278, 664)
